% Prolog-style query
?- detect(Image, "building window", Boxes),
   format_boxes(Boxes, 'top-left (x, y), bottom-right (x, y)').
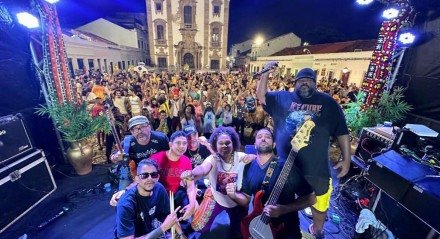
top-left (97, 59), bottom-right (101, 70)
top-left (67, 58), bottom-right (74, 77)
top-left (183, 6), bottom-right (192, 28)
top-left (213, 5), bottom-right (220, 16)
top-left (118, 61), bottom-right (122, 70)
top-left (138, 40), bottom-right (141, 48)
top-left (158, 57), bottom-right (167, 68)
top-left (156, 24), bottom-right (166, 44)
top-left (104, 59), bottom-right (108, 73)
top-left (212, 27), bottom-right (220, 43)
top-left (122, 61), bottom-right (126, 69)
top-left (88, 59), bottom-right (94, 70)
top-left (210, 59), bottom-right (219, 70)
top-left (77, 58), bottom-right (84, 70)
top-left (155, 2), bottom-right (162, 12)
top-left (210, 22), bottom-right (222, 47)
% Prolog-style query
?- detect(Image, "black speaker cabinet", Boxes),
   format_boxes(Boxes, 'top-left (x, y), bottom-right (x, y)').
top-left (0, 149), bottom-right (57, 233)
top-left (0, 114), bottom-right (34, 164)
top-left (355, 127), bottom-right (394, 162)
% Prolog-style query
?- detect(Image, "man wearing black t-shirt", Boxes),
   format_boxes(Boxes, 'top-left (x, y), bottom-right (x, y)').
top-left (111, 116), bottom-right (169, 190)
top-left (229, 128), bottom-right (316, 239)
top-left (256, 64), bottom-right (351, 239)
top-left (182, 125), bottom-right (211, 168)
top-left (115, 159), bottom-right (184, 239)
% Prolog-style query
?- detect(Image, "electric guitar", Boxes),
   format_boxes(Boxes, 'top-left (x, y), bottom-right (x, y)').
top-left (241, 120), bottom-right (315, 239)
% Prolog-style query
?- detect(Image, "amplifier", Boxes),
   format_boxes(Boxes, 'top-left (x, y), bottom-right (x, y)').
top-left (355, 127), bottom-right (394, 162)
top-left (0, 114), bottom-right (34, 164)
top-left (0, 149), bottom-right (57, 233)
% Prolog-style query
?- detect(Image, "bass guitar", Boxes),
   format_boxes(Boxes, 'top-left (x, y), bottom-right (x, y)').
top-left (241, 120), bottom-right (315, 239)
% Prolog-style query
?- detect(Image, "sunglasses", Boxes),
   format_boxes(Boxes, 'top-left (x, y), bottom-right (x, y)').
top-left (137, 172), bottom-right (159, 179)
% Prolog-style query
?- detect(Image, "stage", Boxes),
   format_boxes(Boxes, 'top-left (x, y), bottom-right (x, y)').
top-left (2, 162), bottom-right (352, 239)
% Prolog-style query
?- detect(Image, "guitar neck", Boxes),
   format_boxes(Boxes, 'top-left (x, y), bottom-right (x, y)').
top-left (260, 150), bottom-right (297, 223)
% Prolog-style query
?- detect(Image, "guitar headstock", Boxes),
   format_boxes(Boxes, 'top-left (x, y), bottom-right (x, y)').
top-left (291, 120), bottom-right (315, 152)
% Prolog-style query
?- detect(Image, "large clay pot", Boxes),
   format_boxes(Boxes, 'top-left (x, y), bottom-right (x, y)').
top-left (66, 138), bottom-right (93, 175)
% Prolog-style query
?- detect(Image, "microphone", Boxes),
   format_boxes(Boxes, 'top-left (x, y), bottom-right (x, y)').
top-left (253, 62), bottom-right (279, 77)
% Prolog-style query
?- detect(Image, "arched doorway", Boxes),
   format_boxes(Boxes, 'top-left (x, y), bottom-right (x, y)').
top-left (183, 53), bottom-right (194, 69)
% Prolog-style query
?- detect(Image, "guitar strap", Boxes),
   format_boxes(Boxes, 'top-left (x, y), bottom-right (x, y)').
top-left (260, 156), bottom-right (279, 192)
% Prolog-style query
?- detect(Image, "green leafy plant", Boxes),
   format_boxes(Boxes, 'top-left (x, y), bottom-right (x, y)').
top-left (344, 87), bottom-right (412, 136)
top-left (36, 101), bottom-right (111, 142)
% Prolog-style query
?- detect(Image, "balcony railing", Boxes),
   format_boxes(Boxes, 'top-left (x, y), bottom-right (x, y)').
top-left (155, 39), bottom-right (167, 45)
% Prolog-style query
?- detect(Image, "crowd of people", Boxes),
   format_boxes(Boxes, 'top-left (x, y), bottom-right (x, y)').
top-left (74, 64), bottom-right (353, 239)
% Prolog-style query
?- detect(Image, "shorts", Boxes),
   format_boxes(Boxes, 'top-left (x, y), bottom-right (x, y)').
top-left (304, 176), bottom-right (332, 212)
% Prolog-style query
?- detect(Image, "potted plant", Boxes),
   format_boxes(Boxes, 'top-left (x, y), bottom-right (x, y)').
top-left (36, 100), bottom-right (110, 175)
top-left (344, 87), bottom-right (412, 153)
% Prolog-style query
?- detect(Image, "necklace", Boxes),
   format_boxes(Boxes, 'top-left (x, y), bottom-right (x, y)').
top-left (219, 153), bottom-right (234, 172)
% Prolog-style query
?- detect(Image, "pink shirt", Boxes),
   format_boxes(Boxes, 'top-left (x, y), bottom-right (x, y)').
top-left (150, 151), bottom-right (192, 193)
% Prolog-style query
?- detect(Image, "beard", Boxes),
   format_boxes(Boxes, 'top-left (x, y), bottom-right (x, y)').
top-left (295, 85), bottom-right (315, 98)
top-left (256, 144), bottom-right (273, 154)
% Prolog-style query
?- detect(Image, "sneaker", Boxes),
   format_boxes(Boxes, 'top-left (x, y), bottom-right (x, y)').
top-left (308, 224), bottom-right (325, 239)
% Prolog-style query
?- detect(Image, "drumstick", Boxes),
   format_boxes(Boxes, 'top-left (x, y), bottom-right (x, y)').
top-left (170, 191), bottom-right (175, 239)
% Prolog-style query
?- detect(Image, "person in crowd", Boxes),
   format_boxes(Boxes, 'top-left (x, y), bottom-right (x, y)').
top-left (202, 105), bottom-right (216, 139)
top-left (115, 159), bottom-right (186, 239)
top-left (91, 97), bottom-right (106, 150)
top-left (127, 90), bottom-right (142, 116)
top-left (256, 63), bottom-right (351, 239)
top-left (112, 89), bottom-right (129, 116)
top-left (170, 94), bottom-right (183, 132)
top-left (156, 110), bottom-right (171, 137)
top-left (234, 97), bottom-right (247, 140)
top-left (181, 104), bottom-right (197, 129)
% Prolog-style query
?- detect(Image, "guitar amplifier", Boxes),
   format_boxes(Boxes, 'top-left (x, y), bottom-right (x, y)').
top-left (0, 114), bottom-right (34, 164)
top-left (0, 149), bottom-right (57, 233)
top-left (355, 127), bottom-right (395, 163)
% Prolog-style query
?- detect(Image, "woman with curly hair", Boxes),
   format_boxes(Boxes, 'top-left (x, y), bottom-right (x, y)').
top-left (181, 126), bottom-right (255, 239)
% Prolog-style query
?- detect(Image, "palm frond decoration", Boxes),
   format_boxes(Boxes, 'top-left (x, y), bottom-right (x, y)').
top-left (36, 101), bottom-right (111, 142)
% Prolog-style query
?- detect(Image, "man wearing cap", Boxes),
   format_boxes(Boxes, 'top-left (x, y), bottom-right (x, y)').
top-left (256, 62), bottom-right (351, 239)
top-left (111, 115), bottom-right (169, 189)
top-left (183, 125), bottom-right (212, 168)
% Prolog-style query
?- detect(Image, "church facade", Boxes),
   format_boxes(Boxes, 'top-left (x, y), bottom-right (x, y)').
top-left (146, 0), bottom-right (230, 71)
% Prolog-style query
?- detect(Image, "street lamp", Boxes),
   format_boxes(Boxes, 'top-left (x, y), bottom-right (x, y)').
top-left (342, 67), bottom-right (349, 74)
top-left (303, 48), bottom-right (311, 54)
top-left (254, 35), bottom-right (264, 45)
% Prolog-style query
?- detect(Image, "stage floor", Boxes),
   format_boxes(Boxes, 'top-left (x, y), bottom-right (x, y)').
top-left (2, 162), bottom-right (354, 239)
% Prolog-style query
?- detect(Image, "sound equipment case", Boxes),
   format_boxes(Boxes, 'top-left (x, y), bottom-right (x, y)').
top-left (0, 114), bottom-right (34, 164)
top-left (0, 149), bottom-right (57, 233)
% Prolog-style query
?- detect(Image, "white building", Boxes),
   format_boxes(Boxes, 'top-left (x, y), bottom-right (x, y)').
top-left (250, 40), bottom-right (376, 86)
top-left (251, 33), bottom-right (302, 59)
top-left (77, 18), bottom-right (141, 49)
top-left (230, 39), bottom-right (253, 57)
top-left (63, 29), bottom-right (145, 75)
top-left (146, 0), bottom-right (230, 71)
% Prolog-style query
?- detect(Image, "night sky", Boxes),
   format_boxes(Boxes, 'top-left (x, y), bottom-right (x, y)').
top-left (56, 0), bottom-right (386, 48)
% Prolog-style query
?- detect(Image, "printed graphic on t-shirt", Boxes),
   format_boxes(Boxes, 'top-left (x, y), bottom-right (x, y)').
top-left (216, 172), bottom-right (238, 195)
top-left (285, 102), bottom-right (322, 137)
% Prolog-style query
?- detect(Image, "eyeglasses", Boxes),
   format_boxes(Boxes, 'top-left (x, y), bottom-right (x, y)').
top-left (138, 171), bottom-right (159, 179)
top-left (131, 124), bottom-right (150, 132)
